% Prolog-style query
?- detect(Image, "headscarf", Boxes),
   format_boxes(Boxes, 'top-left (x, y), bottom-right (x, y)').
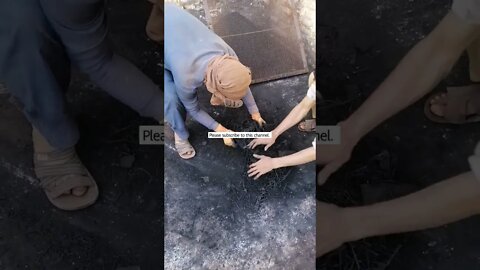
top-left (204, 55), bottom-right (252, 101)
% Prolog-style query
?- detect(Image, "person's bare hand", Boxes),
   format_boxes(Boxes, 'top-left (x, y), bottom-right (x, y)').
top-left (248, 154), bottom-right (275, 180)
top-left (222, 129), bottom-right (237, 148)
top-left (317, 201), bottom-right (350, 257)
top-left (316, 143), bottom-right (353, 185)
top-left (248, 136), bottom-right (276, 151)
top-left (317, 123), bottom-right (358, 185)
top-left (215, 124), bottom-right (237, 148)
top-left (251, 112), bottom-right (267, 127)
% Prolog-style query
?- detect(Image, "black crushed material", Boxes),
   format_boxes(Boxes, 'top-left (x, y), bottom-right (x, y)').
top-left (228, 120), bottom-right (294, 211)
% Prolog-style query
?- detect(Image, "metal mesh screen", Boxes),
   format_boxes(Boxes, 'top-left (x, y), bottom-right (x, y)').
top-left (203, 0), bottom-right (308, 83)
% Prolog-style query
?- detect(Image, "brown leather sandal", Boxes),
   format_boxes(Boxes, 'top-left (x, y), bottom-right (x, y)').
top-left (425, 85), bottom-right (480, 124)
top-left (298, 119), bottom-right (316, 132)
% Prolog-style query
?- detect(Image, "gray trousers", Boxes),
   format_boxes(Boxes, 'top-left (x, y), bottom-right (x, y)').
top-left (164, 69), bottom-right (189, 140)
top-left (0, 0), bottom-right (163, 149)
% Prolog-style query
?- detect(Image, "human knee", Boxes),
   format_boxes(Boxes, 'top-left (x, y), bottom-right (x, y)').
top-left (73, 45), bottom-right (113, 80)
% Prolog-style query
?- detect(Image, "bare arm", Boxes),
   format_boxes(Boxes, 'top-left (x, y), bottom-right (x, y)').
top-left (248, 147), bottom-right (315, 180)
top-left (272, 96), bottom-right (315, 139)
top-left (344, 172), bottom-right (480, 240)
top-left (273, 147), bottom-right (316, 169)
top-left (318, 12), bottom-right (480, 183)
top-left (346, 12), bottom-right (480, 140)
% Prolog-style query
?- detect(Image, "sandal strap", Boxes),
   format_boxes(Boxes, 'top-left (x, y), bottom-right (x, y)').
top-left (304, 119), bottom-right (316, 128)
top-left (299, 119), bottom-right (316, 131)
top-left (34, 148), bottom-right (89, 184)
top-left (445, 86), bottom-right (480, 122)
top-left (35, 162), bottom-right (87, 179)
top-left (175, 140), bottom-right (194, 154)
top-left (42, 175), bottom-right (93, 199)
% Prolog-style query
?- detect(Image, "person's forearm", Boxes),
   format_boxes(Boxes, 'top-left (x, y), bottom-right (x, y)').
top-left (273, 147), bottom-right (315, 169)
top-left (188, 108), bottom-right (219, 130)
top-left (344, 13), bottom-right (479, 140)
top-left (242, 88), bottom-right (259, 114)
top-left (177, 88), bottom-right (219, 130)
top-left (344, 172), bottom-right (480, 241)
top-left (272, 98), bottom-right (313, 138)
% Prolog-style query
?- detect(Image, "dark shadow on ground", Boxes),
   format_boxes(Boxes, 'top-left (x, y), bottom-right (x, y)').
top-left (0, 1), bottom-right (163, 269)
top-left (316, 0), bottom-right (480, 269)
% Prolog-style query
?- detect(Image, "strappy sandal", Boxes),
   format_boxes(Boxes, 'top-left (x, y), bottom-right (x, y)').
top-left (33, 129), bottom-right (98, 211)
top-left (175, 139), bottom-right (196, 159)
top-left (425, 84), bottom-right (480, 124)
top-left (210, 95), bottom-right (243, 108)
top-left (298, 119), bottom-right (316, 132)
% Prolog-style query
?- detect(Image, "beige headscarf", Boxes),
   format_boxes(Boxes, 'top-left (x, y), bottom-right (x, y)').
top-left (204, 55), bottom-right (252, 101)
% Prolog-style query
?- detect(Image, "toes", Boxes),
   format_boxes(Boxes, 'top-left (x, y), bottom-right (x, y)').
top-left (430, 103), bottom-right (445, 117)
top-left (72, 186), bottom-right (88, 197)
top-left (429, 93), bottom-right (447, 117)
top-left (430, 93), bottom-right (446, 105)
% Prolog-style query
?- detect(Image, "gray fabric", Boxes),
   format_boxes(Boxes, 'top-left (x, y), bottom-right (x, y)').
top-left (0, 0), bottom-right (163, 149)
top-left (164, 3), bottom-right (259, 132)
top-left (164, 69), bottom-right (189, 140)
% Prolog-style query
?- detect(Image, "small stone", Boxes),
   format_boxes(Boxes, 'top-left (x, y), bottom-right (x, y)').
top-left (120, 155), bottom-right (135, 168)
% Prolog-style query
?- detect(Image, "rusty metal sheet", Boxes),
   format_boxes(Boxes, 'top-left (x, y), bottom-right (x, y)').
top-left (203, 0), bottom-right (309, 83)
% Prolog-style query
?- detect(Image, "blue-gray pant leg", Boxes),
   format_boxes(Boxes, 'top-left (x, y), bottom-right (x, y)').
top-left (164, 69), bottom-right (189, 140)
top-left (0, 0), bottom-right (79, 149)
top-left (39, 0), bottom-right (164, 121)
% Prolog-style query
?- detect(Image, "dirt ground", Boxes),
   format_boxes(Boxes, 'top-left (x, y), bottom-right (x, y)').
top-left (0, 1), bottom-right (163, 269)
top-left (164, 75), bottom-right (316, 269)
top-left (163, 1), bottom-right (316, 269)
top-left (316, 0), bottom-right (480, 269)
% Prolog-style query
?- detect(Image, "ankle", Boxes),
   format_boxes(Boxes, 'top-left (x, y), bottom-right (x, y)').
top-left (32, 128), bottom-right (57, 153)
top-left (174, 133), bottom-right (187, 142)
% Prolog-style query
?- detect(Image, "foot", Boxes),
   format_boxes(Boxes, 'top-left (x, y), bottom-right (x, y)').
top-left (174, 133), bottom-right (196, 159)
top-left (298, 119), bottom-right (316, 132)
top-left (33, 129), bottom-right (89, 197)
top-left (429, 92), bottom-right (479, 118)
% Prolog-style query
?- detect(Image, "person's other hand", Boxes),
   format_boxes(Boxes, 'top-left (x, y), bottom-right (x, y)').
top-left (248, 136), bottom-right (276, 151)
top-left (248, 154), bottom-right (275, 180)
top-left (316, 202), bottom-right (350, 257)
top-left (215, 124), bottom-right (236, 148)
top-left (317, 123), bottom-right (358, 185)
top-left (251, 112), bottom-right (267, 127)
top-left (223, 135), bottom-right (236, 147)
